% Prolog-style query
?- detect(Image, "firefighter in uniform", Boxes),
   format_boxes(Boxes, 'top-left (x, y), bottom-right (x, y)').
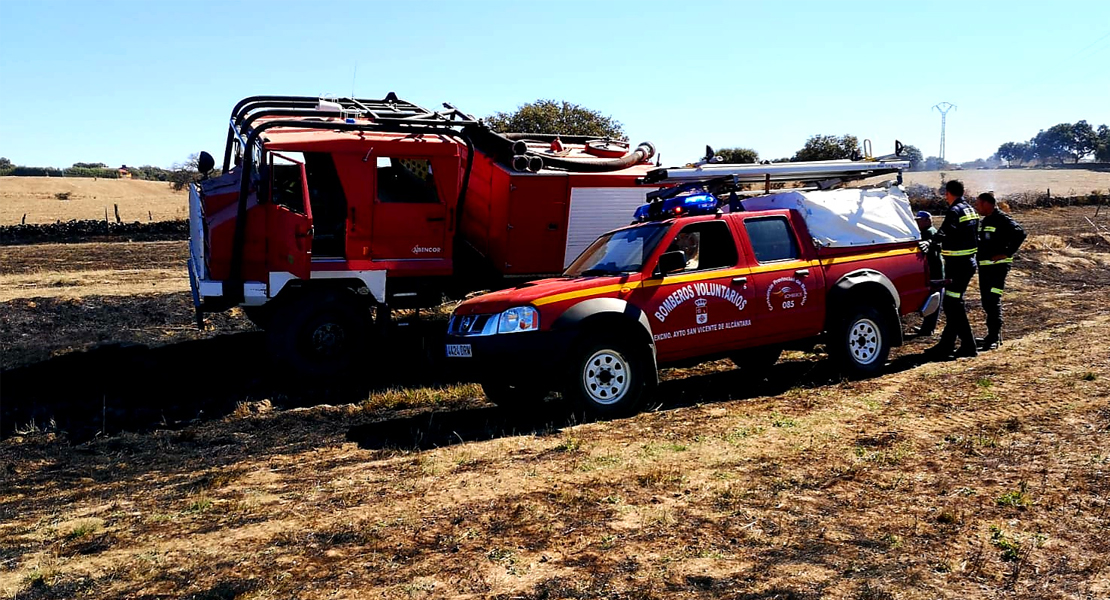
top-left (923, 180), bottom-right (979, 359)
top-left (975, 192), bottom-right (1026, 350)
top-left (914, 210), bottom-right (943, 336)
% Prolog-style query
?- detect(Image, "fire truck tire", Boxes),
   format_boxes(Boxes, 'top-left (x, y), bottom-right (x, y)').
top-left (267, 290), bottom-right (371, 378)
top-left (481, 381), bottom-right (548, 411)
top-left (830, 304), bottom-right (891, 377)
top-left (564, 335), bottom-right (654, 418)
top-left (728, 346), bottom-right (782, 373)
top-left (242, 306), bottom-right (273, 330)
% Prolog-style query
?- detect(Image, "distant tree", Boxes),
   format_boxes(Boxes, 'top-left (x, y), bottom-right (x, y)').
top-left (72, 162), bottom-right (108, 169)
top-left (996, 141), bottom-right (1033, 166)
top-left (1065, 120), bottom-right (1098, 163)
top-left (485, 100), bottom-right (626, 139)
top-left (792, 134), bottom-right (859, 162)
top-left (1096, 124), bottom-right (1110, 162)
top-left (715, 147), bottom-right (759, 163)
top-left (1033, 125), bottom-right (1072, 164)
top-left (169, 153), bottom-right (204, 191)
top-left (900, 144), bottom-right (924, 170)
top-left (922, 156), bottom-right (951, 171)
top-left (0, 157), bottom-right (12, 169)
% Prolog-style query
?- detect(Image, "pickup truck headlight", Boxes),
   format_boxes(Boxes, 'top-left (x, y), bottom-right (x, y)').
top-left (498, 306), bottom-right (539, 334)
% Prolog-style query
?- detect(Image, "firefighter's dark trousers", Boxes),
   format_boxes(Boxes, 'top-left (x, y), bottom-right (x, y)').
top-left (979, 263), bottom-right (1011, 341)
top-left (938, 257), bottom-right (977, 350)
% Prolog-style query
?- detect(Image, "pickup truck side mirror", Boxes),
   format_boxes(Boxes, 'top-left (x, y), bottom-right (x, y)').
top-left (657, 251), bottom-right (686, 277)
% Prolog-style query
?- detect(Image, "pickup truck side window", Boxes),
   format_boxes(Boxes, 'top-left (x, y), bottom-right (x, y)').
top-left (376, 156), bottom-right (440, 203)
top-left (665, 221), bottom-right (738, 272)
top-left (744, 217), bottom-right (799, 263)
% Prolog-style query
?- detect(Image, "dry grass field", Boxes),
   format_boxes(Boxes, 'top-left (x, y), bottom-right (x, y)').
top-left (0, 177), bottom-right (187, 225)
top-left (1, 207), bottom-right (1109, 599)
top-left (903, 168), bottom-right (1110, 197)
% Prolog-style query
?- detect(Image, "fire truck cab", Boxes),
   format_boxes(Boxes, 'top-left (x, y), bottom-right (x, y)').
top-left (188, 94), bottom-right (661, 375)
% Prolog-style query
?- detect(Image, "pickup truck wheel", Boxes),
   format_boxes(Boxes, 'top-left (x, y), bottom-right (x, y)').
top-left (831, 305), bottom-right (890, 377)
top-left (729, 346), bottom-right (782, 372)
top-left (481, 381), bottom-right (548, 411)
top-left (565, 337), bottom-right (654, 418)
top-left (268, 290), bottom-right (371, 378)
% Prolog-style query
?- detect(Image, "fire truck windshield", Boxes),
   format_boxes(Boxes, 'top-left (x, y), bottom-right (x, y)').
top-left (564, 223), bottom-right (670, 277)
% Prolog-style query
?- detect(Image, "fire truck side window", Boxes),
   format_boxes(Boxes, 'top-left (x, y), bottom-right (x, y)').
top-left (665, 221), bottom-right (738, 272)
top-left (376, 157), bottom-right (440, 203)
top-left (744, 217), bottom-right (800, 263)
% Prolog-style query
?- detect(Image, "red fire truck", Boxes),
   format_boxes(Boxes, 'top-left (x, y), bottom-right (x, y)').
top-left (188, 94), bottom-right (661, 374)
top-left (444, 157), bottom-right (939, 416)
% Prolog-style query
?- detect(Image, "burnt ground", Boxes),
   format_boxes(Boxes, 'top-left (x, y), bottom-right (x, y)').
top-left (1, 206), bottom-right (1109, 599)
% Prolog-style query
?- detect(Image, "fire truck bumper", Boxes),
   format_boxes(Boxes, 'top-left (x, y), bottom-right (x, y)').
top-left (443, 330), bottom-right (574, 386)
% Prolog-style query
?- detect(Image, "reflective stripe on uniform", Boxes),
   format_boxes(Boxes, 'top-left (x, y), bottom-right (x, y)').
top-left (959, 214), bottom-right (979, 223)
top-left (979, 257), bottom-right (1013, 265)
top-left (942, 248), bottom-right (977, 257)
top-left (990, 287), bottom-right (1004, 295)
top-left (945, 290), bottom-right (962, 298)
top-left (983, 226), bottom-right (996, 232)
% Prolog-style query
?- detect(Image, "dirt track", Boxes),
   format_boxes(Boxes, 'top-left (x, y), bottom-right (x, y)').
top-left (1, 207), bottom-right (1109, 599)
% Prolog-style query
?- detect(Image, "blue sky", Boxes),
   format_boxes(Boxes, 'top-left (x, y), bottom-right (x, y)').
top-left (1, 1), bottom-right (1108, 169)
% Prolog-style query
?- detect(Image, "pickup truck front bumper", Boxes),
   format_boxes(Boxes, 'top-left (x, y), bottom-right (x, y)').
top-left (443, 328), bottom-right (575, 387)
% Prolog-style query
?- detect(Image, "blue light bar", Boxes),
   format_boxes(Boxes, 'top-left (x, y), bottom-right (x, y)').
top-left (634, 192), bottom-right (720, 222)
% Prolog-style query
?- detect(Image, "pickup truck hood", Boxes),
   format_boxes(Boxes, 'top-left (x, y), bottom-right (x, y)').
top-left (454, 275), bottom-right (632, 315)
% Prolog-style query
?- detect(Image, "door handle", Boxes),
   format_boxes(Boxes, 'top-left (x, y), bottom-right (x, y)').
top-left (732, 276), bottom-right (748, 286)
top-left (795, 269), bottom-right (810, 277)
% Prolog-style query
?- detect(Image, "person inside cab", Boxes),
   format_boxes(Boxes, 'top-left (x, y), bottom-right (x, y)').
top-left (667, 230), bottom-right (701, 270)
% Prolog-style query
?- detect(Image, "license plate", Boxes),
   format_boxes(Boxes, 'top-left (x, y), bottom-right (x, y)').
top-left (445, 344), bottom-right (472, 358)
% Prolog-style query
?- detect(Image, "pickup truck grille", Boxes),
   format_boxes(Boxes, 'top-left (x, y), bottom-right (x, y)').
top-left (448, 314), bottom-right (498, 336)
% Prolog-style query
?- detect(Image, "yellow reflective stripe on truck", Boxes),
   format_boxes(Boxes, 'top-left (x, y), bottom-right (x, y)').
top-left (819, 246), bottom-right (919, 266)
top-left (531, 284), bottom-right (627, 306)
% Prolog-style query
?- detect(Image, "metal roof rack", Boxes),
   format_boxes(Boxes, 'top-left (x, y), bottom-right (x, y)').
top-left (222, 93), bottom-right (480, 172)
top-left (640, 158), bottom-right (910, 187)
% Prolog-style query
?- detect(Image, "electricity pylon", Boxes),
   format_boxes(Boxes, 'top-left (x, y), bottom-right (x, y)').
top-left (932, 102), bottom-right (956, 161)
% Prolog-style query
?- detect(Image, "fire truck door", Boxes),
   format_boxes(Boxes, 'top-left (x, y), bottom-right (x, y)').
top-left (370, 156), bottom-right (449, 260)
top-left (265, 152), bottom-right (313, 283)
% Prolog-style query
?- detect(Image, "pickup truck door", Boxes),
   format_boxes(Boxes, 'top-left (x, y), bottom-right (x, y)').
top-left (738, 214), bottom-right (826, 344)
top-left (633, 219), bottom-right (755, 363)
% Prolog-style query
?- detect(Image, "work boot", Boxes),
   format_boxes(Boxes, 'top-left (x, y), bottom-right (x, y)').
top-left (923, 343), bottom-right (955, 361)
top-left (978, 336), bottom-right (999, 351)
top-left (913, 325), bottom-right (935, 336)
top-left (953, 344), bottom-right (979, 359)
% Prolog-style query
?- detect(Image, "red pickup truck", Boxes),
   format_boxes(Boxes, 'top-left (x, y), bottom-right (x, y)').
top-left (445, 179), bottom-right (936, 417)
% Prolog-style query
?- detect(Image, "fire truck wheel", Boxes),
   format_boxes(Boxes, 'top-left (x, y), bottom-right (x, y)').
top-left (564, 336), bottom-right (654, 418)
top-left (481, 381), bottom-right (548, 411)
top-left (242, 306), bottom-right (273, 330)
top-left (831, 304), bottom-right (891, 377)
top-left (267, 291), bottom-right (371, 378)
top-left (728, 346), bottom-right (782, 373)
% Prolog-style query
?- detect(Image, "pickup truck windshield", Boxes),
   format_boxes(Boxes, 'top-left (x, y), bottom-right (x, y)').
top-left (565, 224), bottom-right (670, 277)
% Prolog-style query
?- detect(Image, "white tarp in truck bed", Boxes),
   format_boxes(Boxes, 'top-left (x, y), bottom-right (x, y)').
top-left (740, 186), bottom-right (920, 248)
